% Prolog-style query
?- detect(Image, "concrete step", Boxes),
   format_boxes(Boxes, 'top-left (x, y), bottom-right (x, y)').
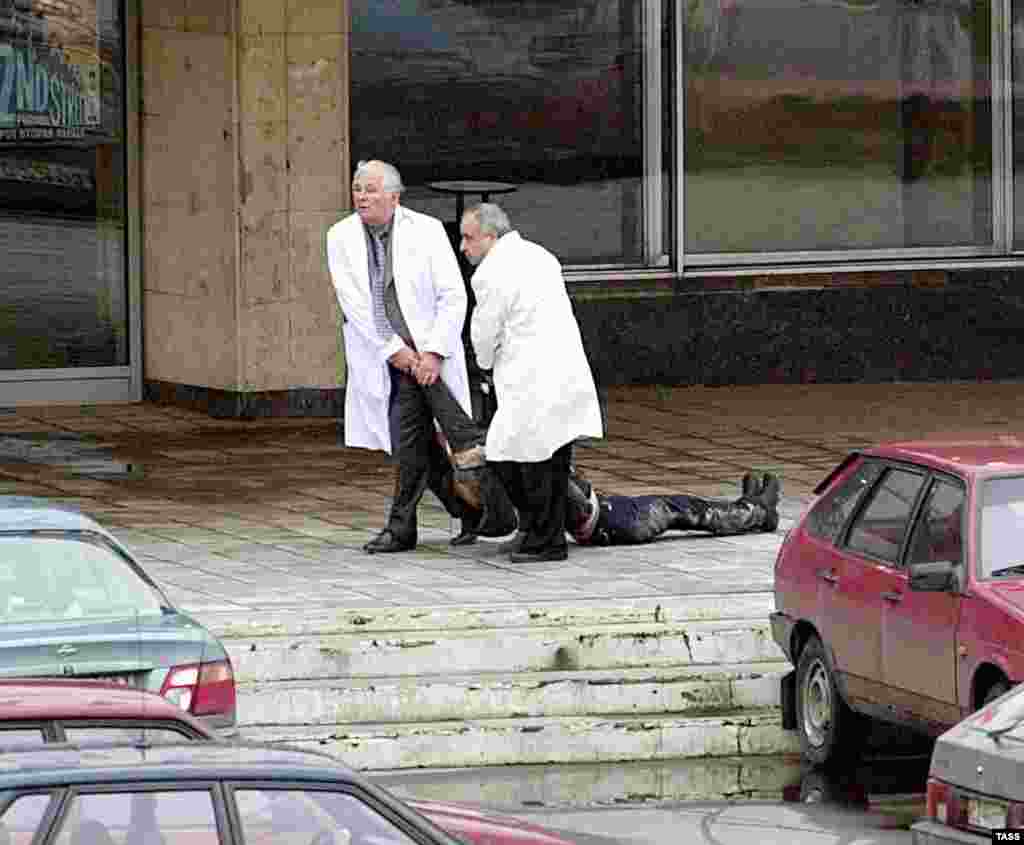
top-left (374, 755), bottom-right (807, 807)
top-left (237, 662), bottom-right (790, 725)
top-left (226, 619), bottom-right (784, 683)
top-left (242, 710), bottom-right (801, 770)
top-left (208, 593), bottom-right (777, 638)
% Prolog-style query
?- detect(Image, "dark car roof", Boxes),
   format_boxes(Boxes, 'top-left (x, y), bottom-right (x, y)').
top-left (0, 742), bottom-right (361, 789)
top-left (863, 438), bottom-right (1024, 478)
top-left (0, 679), bottom-right (212, 729)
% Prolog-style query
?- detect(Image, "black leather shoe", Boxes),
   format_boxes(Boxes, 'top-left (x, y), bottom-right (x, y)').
top-left (510, 548), bottom-right (568, 563)
top-left (450, 529), bottom-right (478, 547)
top-left (363, 529), bottom-right (415, 554)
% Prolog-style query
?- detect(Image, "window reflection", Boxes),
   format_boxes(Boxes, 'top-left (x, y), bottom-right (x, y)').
top-left (350, 0), bottom-right (672, 266)
top-left (685, 0), bottom-right (992, 254)
top-left (0, 0), bottom-right (127, 369)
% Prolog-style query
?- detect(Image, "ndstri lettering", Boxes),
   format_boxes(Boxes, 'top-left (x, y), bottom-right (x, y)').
top-left (0, 43), bottom-right (86, 131)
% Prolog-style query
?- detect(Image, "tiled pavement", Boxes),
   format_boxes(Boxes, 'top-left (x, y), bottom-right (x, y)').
top-left (1, 381), bottom-right (1022, 622)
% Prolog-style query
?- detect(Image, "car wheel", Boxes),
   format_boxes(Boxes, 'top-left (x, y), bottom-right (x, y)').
top-left (982, 679), bottom-right (1010, 706)
top-left (795, 635), bottom-right (861, 765)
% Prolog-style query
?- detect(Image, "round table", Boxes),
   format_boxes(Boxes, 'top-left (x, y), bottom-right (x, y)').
top-left (428, 180), bottom-right (518, 223)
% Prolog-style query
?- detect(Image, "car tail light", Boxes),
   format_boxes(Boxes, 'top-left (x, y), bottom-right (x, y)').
top-left (925, 778), bottom-right (968, 828)
top-left (160, 659), bottom-right (236, 716)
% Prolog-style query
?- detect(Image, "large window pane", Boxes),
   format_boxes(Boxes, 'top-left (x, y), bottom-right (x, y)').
top-left (0, 0), bottom-right (127, 369)
top-left (351, 0), bottom-right (671, 266)
top-left (686, 0), bottom-right (992, 254)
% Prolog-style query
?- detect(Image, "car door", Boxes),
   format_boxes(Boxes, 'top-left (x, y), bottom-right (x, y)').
top-left (880, 474), bottom-right (964, 727)
top-left (830, 465), bottom-right (928, 711)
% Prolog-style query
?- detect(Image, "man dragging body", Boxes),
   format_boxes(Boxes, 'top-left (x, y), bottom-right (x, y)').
top-left (426, 376), bottom-right (781, 547)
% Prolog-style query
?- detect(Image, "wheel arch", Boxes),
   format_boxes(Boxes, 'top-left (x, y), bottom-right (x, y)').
top-left (789, 620), bottom-right (820, 667)
top-left (971, 662), bottom-right (1012, 711)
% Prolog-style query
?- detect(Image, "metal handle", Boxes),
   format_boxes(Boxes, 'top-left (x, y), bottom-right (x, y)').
top-left (881, 591), bottom-right (903, 603)
top-left (816, 569), bottom-right (838, 584)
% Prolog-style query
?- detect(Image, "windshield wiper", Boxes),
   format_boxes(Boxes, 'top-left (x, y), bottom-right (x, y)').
top-left (990, 564), bottom-right (1024, 578)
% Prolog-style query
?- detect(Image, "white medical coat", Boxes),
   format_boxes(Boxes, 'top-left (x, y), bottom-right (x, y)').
top-left (326, 206), bottom-right (471, 453)
top-left (470, 231), bottom-right (603, 462)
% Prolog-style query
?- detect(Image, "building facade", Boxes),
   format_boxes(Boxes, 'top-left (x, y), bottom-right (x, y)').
top-left (3, 0), bottom-right (1024, 411)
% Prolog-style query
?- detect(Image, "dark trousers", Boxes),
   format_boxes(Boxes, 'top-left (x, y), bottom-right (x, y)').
top-left (492, 443), bottom-right (572, 555)
top-left (386, 367), bottom-right (483, 538)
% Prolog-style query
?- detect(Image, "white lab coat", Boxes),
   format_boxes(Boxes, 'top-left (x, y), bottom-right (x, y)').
top-left (470, 231), bottom-right (603, 462)
top-left (326, 206), bottom-right (471, 453)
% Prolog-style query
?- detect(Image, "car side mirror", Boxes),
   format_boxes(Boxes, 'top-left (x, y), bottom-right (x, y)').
top-left (909, 560), bottom-right (957, 592)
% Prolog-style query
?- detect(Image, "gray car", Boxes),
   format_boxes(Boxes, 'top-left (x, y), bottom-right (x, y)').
top-left (0, 497), bottom-right (236, 734)
top-left (912, 683), bottom-right (1024, 844)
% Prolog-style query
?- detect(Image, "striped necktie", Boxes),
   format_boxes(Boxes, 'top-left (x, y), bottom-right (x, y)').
top-left (369, 231), bottom-right (392, 340)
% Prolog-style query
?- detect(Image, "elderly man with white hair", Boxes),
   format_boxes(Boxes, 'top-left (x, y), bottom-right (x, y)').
top-left (326, 160), bottom-right (513, 553)
top-left (460, 202), bottom-right (604, 563)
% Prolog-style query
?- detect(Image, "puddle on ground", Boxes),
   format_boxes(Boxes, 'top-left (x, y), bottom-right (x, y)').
top-left (374, 750), bottom-right (930, 821)
top-left (0, 433), bottom-right (143, 480)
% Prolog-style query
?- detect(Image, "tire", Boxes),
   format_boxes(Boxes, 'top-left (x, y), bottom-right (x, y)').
top-left (795, 635), bottom-right (862, 765)
top-left (982, 679), bottom-right (1010, 707)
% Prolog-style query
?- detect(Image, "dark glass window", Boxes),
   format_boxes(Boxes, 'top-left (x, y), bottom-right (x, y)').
top-left (685, 0), bottom-right (992, 254)
top-left (350, 0), bottom-right (672, 267)
top-left (805, 459), bottom-right (883, 543)
top-left (0, 0), bottom-right (127, 369)
top-left (846, 468), bottom-right (926, 564)
top-left (906, 478), bottom-right (966, 568)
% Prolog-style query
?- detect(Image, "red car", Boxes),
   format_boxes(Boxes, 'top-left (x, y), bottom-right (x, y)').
top-left (0, 678), bottom-right (577, 845)
top-left (771, 439), bottom-right (1024, 765)
top-left (0, 677), bottom-right (215, 748)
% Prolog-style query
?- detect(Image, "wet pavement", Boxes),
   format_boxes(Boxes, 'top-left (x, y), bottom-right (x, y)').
top-left (3, 380), bottom-right (1022, 616)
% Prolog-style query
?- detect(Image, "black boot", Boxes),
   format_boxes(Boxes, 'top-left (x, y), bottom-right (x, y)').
top-left (364, 464), bottom-right (425, 553)
top-left (754, 473), bottom-right (781, 532)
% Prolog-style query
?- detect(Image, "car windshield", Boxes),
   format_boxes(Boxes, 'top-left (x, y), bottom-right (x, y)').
top-left (0, 533), bottom-right (165, 623)
top-left (979, 476), bottom-right (1024, 579)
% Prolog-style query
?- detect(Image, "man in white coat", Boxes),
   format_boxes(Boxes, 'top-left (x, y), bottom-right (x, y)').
top-left (326, 160), bottom-right (485, 553)
top-left (460, 203), bottom-right (604, 562)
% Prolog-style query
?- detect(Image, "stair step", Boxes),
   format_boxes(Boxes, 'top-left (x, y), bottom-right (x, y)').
top-left (207, 593), bottom-right (777, 638)
top-left (374, 755), bottom-right (807, 807)
top-left (237, 662), bottom-right (790, 725)
top-left (226, 619), bottom-right (784, 683)
top-left (242, 711), bottom-right (801, 770)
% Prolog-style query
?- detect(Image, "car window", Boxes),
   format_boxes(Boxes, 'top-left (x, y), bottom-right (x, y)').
top-left (0, 793), bottom-right (51, 844)
top-left (906, 479), bottom-right (966, 568)
top-left (979, 476), bottom-right (1024, 578)
top-left (235, 788), bottom-right (418, 845)
top-left (805, 460), bottom-right (884, 542)
top-left (845, 468), bottom-right (925, 564)
top-left (0, 536), bottom-right (163, 624)
top-left (51, 789), bottom-right (219, 845)
top-left (62, 726), bottom-right (198, 746)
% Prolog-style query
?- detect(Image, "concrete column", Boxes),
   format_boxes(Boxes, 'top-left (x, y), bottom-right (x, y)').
top-left (142, 0), bottom-right (349, 402)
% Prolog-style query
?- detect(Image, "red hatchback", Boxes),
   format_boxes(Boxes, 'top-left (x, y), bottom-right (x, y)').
top-left (772, 438), bottom-right (1024, 765)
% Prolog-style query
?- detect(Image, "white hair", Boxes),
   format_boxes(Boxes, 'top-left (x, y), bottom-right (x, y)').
top-left (354, 159), bottom-right (404, 193)
top-left (466, 202), bottom-right (511, 237)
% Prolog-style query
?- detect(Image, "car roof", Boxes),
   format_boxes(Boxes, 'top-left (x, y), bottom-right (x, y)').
top-left (863, 438), bottom-right (1024, 477)
top-left (0, 497), bottom-right (118, 540)
top-left (0, 742), bottom-right (361, 788)
top-left (0, 679), bottom-right (210, 728)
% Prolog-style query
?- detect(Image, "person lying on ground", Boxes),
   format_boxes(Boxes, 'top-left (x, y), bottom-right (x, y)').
top-left (562, 470), bottom-right (781, 546)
